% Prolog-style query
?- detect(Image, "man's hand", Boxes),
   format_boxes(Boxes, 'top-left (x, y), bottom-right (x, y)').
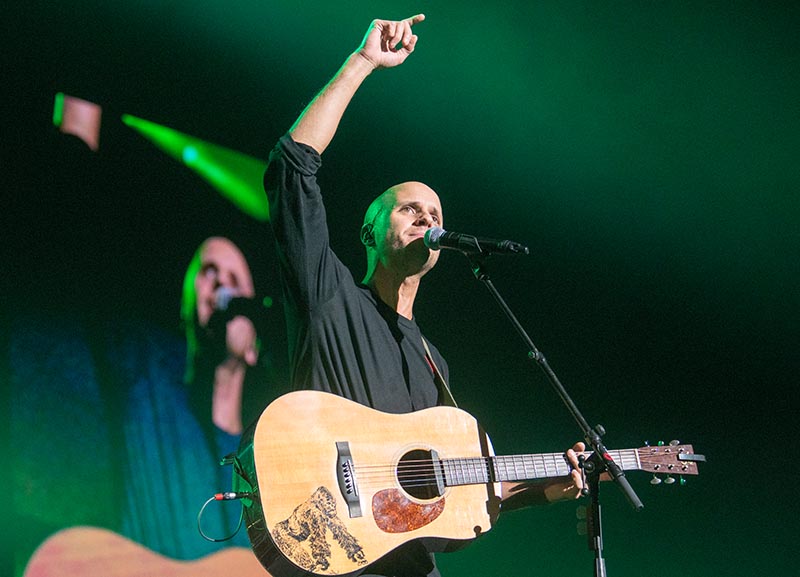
top-left (226, 315), bottom-right (259, 367)
top-left (543, 442), bottom-right (587, 502)
top-left (356, 14), bottom-right (425, 70)
top-left (289, 14), bottom-right (426, 154)
top-left (501, 441), bottom-right (590, 511)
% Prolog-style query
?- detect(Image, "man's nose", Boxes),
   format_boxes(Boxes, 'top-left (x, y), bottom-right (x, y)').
top-left (216, 271), bottom-right (236, 288)
top-left (211, 274), bottom-right (233, 293)
top-left (417, 213), bottom-right (434, 227)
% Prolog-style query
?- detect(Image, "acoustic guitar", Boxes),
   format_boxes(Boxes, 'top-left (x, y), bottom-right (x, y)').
top-left (235, 390), bottom-right (704, 577)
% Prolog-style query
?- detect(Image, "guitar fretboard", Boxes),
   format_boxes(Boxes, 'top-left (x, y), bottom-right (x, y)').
top-left (441, 450), bottom-right (641, 486)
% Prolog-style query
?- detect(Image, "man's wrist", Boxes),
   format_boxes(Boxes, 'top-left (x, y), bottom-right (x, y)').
top-left (349, 50), bottom-right (379, 76)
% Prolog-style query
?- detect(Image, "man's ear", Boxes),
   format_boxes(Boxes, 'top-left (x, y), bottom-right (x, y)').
top-left (360, 223), bottom-right (375, 247)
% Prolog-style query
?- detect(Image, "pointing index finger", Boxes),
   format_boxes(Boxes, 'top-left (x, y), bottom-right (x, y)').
top-left (405, 14), bottom-right (426, 27)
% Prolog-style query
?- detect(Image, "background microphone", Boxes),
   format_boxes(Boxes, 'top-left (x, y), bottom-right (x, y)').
top-left (215, 286), bottom-right (238, 311)
top-left (214, 286), bottom-right (265, 315)
top-left (424, 227), bottom-right (529, 255)
top-left (210, 287), bottom-right (269, 337)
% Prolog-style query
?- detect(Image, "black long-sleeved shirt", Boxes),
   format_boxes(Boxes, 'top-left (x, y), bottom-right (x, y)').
top-left (264, 134), bottom-right (448, 414)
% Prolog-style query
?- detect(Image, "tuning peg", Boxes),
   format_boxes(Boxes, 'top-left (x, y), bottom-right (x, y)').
top-left (663, 476), bottom-right (676, 485)
top-left (650, 476), bottom-right (662, 485)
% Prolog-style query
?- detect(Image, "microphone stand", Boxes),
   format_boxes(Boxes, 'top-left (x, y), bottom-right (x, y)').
top-left (465, 252), bottom-right (643, 577)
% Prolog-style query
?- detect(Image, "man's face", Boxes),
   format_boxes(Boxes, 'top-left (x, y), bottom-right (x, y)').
top-left (194, 238), bottom-right (255, 327)
top-left (374, 182), bottom-right (443, 277)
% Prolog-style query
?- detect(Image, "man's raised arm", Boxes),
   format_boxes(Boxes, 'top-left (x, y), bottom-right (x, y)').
top-left (289, 14), bottom-right (425, 154)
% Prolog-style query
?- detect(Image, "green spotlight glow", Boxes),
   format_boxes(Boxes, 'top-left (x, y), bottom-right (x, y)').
top-left (182, 145), bottom-right (199, 164)
top-left (121, 114), bottom-right (269, 221)
top-left (52, 92), bottom-right (65, 127)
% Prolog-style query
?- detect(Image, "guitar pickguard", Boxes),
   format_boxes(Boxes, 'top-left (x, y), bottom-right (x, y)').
top-left (372, 489), bottom-right (445, 533)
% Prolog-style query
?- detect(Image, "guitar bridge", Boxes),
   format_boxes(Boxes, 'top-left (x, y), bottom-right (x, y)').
top-left (336, 441), bottom-right (362, 518)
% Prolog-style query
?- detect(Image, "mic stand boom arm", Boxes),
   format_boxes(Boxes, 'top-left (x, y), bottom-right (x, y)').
top-left (465, 253), bottom-right (643, 577)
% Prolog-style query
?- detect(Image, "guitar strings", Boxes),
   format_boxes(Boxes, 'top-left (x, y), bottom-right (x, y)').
top-left (345, 449), bottom-right (687, 489)
top-left (350, 455), bottom-right (575, 489)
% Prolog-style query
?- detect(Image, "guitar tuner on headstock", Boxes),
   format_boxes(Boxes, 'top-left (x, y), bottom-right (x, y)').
top-left (646, 439), bottom-right (682, 446)
top-left (637, 442), bottom-right (705, 478)
top-left (650, 474), bottom-right (690, 486)
top-left (650, 475), bottom-right (678, 485)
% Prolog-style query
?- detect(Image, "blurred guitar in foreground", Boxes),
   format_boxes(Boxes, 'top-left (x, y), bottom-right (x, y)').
top-left (23, 526), bottom-right (267, 577)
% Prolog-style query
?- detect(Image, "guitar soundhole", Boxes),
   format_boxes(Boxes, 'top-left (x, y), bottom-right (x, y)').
top-left (397, 449), bottom-right (442, 500)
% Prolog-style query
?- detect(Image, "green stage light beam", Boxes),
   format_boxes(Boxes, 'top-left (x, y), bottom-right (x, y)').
top-left (122, 114), bottom-right (268, 221)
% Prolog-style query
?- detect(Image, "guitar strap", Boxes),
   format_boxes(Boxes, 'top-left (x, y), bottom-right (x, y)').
top-left (421, 337), bottom-right (458, 408)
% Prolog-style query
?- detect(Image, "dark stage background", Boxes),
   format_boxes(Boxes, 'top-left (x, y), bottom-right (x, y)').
top-left (4, 2), bottom-right (798, 576)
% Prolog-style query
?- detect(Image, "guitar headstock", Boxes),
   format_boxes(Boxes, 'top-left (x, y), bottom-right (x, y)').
top-left (637, 441), bottom-right (705, 484)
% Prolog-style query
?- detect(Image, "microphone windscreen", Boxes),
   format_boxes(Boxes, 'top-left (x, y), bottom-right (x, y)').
top-left (424, 227), bottom-right (446, 249)
top-left (215, 286), bottom-right (237, 311)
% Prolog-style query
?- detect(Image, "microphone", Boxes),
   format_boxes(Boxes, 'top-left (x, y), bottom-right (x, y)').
top-left (424, 227), bottom-right (529, 255)
top-left (215, 286), bottom-right (238, 311)
top-left (209, 287), bottom-right (269, 336)
top-left (214, 287), bottom-right (262, 318)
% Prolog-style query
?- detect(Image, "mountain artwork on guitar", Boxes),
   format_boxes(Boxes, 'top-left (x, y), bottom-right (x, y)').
top-left (234, 390), bottom-right (704, 577)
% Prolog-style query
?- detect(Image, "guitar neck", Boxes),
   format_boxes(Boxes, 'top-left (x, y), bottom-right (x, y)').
top-left (442, 450), bottom-right (641, 486)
